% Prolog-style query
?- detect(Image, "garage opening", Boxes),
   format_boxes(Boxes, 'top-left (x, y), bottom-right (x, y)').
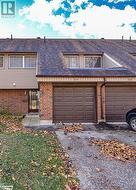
top-left (53, 86), bottom-right (96, 123)
top-left (106, 86), bottom-right (136, 122)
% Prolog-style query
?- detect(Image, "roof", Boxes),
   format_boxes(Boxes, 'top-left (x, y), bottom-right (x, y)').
top-left (0, 38), bottom-right (136, 77)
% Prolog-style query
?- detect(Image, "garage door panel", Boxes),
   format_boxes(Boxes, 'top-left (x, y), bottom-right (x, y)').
top-left (106, 87), bottom-right (136, 122)
top-left (107, 97), bottom-right (135, 102)
top-left (107, 104), bottom-right (135, 108)
top-left (54, 102), bottom-right (95, 107)
top-left (55, 110), bottom-right (94, 114)
top-left (106, 115), bottom-right (124, 121)
top-left (54, 97), bottom-right (95, 102)
top-left (54, 106), bottom-right (95, 110)
top-left (53, 87), bottom-right (96, 123)
top-left (54, 92), bottom-right (95, 97)
top-left (54, 88), bottom-right (95, 93)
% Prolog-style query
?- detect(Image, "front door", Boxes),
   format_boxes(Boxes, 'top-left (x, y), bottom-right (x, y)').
top-left (28, 90), bottom-right (39, 112)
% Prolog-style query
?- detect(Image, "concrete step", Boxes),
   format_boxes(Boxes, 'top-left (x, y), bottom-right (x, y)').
top-left (22, 114), bottom-right (40, 127)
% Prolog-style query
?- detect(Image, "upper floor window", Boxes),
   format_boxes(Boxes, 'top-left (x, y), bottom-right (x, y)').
top-left (64, 54), bottom-right (102, 68)
top-left (65, 55), bottom-right (80, 68)
top-left (85, 56), bottom-right (101, 68)
top-left (9, 54), bottom-right (36, 68)
top-left (0, 56), bottom-right (4, 68)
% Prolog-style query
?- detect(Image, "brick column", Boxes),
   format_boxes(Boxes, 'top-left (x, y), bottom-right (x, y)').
top-left (96, 83), bottom-right (106, 123)
top-left (96, 83), bottom-right (102, 123)
top-left (39, 82), bottom-right (53, 124)
top-left (101, 85), bottom-right (106, 122)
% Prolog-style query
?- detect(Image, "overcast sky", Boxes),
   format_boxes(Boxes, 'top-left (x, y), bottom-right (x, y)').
top-left (0, 0), bottom-right (136, 39)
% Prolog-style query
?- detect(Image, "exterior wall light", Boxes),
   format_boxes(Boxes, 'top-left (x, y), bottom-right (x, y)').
top-left (13, 82), bottom-right (16, 87)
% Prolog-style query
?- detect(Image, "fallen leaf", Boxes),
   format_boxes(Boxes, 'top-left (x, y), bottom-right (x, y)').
top-left (90, 139), bottom-right (136, 162)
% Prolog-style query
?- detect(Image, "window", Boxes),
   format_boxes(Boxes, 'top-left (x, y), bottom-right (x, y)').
top-left (65, 55), bottom-right (80, 68)
top-left (24, 55), bottom-right (36, 68)
top-left (0, 56), bottom-right (4, 68)
top-left (9, 55), bottom-right (23, 68)
top-left (65, 55), bottom-right (102, 68)
top-left (9, 55), bottom-right (36, 68)
top-left (85, 56), bottom-right (101, 68)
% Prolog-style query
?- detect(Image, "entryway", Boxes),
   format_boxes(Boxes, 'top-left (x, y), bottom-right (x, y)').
top-left (28, 90), bottom-right (39, 113)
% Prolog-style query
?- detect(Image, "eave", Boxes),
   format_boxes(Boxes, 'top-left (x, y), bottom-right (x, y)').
top-left (37, 76), bottom-right (136, 83)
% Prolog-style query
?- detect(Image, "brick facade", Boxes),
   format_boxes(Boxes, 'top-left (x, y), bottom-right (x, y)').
top-left (96, 83), bottom-right (106, 123)
top-left (0, 90), bottom-right (28, 114)
top-left (39, 82), bottom-right (53, 121)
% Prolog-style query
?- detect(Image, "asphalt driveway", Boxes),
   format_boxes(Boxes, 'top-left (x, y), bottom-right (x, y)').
top-left (56, 126), bottom-right (136, 190)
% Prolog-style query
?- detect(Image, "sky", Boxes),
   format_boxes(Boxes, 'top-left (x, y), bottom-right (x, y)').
top-left (0, 0), bottom-right (136, 39)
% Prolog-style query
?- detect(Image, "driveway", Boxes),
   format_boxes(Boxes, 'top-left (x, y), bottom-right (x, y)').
top-left (56, 126), bottom-right (136, 190)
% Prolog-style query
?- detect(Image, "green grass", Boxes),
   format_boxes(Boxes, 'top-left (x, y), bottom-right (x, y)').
top-left (0, 125), bottom-right (67, 190)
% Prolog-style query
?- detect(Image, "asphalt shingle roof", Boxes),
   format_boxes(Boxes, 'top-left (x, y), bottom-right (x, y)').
top-left (0, 38), bottom-right (136, 77)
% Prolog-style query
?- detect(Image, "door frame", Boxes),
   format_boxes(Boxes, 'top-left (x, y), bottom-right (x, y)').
top-left (28, 89), bottom-right (39, 113)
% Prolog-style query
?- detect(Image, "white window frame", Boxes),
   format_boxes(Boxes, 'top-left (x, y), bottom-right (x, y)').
top-left (65, 54), bottom-right (102, 69)
top-left (24, 55), bottom-right (37, 68)
top-left (9, 54), bottom-right (36, 69)
top-left (65, 55), bottom-right (80, 68)
top-left (0, 55), bottom-right (4, 69)
top-left (23, 56), bottom-right (25, 68)
top-left (9, 55), bottom-right (23, 69)
top-left (84, 55), bottom-right (102, 68)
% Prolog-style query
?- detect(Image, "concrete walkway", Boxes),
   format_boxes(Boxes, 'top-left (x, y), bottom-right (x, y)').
top-left (22, 114), bottom-right (40, 128)
top-left (22, 114), bottom-right (56, 131)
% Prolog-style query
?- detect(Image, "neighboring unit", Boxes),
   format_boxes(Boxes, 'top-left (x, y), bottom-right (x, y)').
top-left (0, 38), bottom-right (136, 126)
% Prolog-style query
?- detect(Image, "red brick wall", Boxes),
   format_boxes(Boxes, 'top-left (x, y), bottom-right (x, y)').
top-left (39, 82), bottom-right (53, 120)
top-left (0, 90), bottom-right (28, 114)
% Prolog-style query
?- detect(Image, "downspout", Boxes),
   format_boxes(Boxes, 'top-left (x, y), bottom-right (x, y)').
top-left (100, 77), bottom-right (107, 121)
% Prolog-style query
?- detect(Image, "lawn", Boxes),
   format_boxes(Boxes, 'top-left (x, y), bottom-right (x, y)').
top-left (0, 115), bottom-right (78, 190)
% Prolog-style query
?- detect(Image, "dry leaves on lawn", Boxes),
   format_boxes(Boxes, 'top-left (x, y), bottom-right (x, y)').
top-left (0, 114), bottom-right (51, 136)
top-left (90, 138), bottom-right (136, 162)
top-left (0, 114), bottom-right (25, 132)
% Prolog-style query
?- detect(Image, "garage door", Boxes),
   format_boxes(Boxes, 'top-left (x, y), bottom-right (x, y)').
top-left (106, 86), bottom-right (136, 122)
top-left (53, 87), bottom-right (96, 123)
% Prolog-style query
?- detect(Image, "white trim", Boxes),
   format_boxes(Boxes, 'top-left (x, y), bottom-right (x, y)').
top-left (36, 53), bottom-right (39, 75)
top-left (106, 77), bottom-right (136, 82)
top-left (37, 77), bottom-right (104, 82)
top-left (23, 56), bottom-right (25, 68)
top-left (37, 76), bottom-right (136, 83)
